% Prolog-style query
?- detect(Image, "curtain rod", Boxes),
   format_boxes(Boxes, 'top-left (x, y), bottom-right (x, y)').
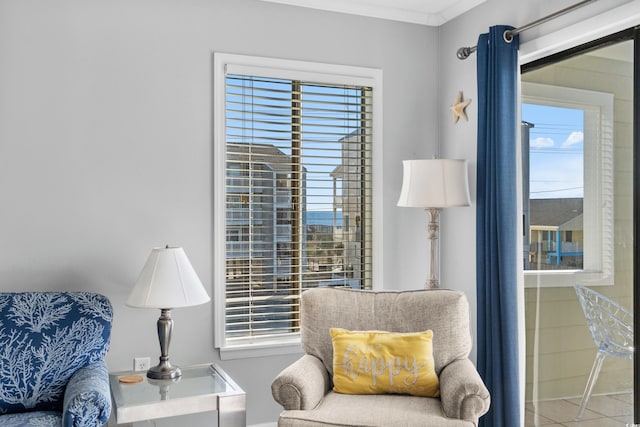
top-left (456, 0), bottom-right (599, 60)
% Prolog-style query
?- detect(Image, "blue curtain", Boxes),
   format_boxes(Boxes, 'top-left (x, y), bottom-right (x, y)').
top-left (476, 25), bottom-right (520, 427)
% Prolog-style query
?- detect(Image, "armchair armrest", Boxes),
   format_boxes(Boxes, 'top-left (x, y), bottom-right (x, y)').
top-left (271, 354), bottom-right (330, 410)
top-left (62, 361), bottom-right (111, 427)
top-left (439, 358), bottom-right (491, 423)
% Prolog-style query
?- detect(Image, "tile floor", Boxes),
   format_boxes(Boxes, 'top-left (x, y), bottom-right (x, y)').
top-left (526, 393), bottom-right (634, 426)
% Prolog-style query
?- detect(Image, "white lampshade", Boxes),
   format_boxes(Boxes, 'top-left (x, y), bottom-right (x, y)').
top-left (127, 246), bottom-right (210, 309)
top-left (397, 159), bottom-right (471, 208)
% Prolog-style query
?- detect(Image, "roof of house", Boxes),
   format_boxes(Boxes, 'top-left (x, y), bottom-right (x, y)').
top-left (227, 142), bottom-right (306, 174)
top-left (529, 198), bottom-right (583, 229)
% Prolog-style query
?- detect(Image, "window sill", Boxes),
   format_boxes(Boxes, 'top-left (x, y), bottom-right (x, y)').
top-left (524, 270), bottom-right (613, 288)
top-left (218, 337), bottom-right (304, 360)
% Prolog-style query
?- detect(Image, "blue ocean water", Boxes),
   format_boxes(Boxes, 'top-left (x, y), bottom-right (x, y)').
top-left (306, 211), bottom-right (342, 226)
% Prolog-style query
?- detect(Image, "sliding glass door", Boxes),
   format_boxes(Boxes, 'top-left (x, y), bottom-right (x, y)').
top-left (521, 29), bottom-right (637, 425)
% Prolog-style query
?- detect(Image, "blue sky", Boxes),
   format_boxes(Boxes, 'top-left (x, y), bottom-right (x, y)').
top-left (522, 103), bottom-right (584, 199)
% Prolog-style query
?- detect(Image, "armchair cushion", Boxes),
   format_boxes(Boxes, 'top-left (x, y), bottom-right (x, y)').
top-left (0, 411), bottom-right (62, 426)
top-left (330, 328), bottom-right (439, 397)
top-left (0, 292), bottom-right (112, 426)
top-left (278, 392), bottom-right (475, 427)
top-left (300, 288), bottom-right (472, 378)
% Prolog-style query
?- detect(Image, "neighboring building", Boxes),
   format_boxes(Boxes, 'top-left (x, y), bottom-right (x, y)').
top-left (329, 130), bottom-right (366, 286)
top-left (226, 128), bottom-right (367, 297)
top-left (226, 142), bottom-right (307, 290)
top-left (528, 198), bottom-right (584, 269)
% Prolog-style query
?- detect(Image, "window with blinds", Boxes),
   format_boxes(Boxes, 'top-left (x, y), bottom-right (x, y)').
top-left (223, 70), bottom-right (374, 344)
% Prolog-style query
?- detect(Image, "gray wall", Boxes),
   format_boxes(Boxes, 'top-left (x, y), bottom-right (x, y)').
top-left (0, 0), bottom-right (437, 424)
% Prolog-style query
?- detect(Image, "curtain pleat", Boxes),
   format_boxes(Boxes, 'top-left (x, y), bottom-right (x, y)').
top-left (476, 25), bottom-right (520, 427)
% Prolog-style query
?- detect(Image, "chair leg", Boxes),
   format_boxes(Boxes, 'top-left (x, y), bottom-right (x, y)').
top-left (575, 351), bottom-right (606, 421)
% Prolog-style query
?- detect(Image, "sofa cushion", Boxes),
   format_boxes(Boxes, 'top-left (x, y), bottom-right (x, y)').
top-left (330, 328), bottom-right (439, 397)
top-left (0, 292), bottom-right (112, 414)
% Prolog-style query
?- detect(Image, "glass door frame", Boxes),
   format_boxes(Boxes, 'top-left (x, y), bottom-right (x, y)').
top-left (521, 26), bottom-right (639, 423)
top-left (633, 27), bottom-right (639, 425)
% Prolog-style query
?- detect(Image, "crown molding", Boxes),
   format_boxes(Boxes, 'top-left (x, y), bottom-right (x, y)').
top-left (258, 0), bottom-right (486, 26)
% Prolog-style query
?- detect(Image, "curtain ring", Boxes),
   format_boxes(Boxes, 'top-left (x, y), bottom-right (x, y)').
top-left (503, 30), bottom-right (514, 43)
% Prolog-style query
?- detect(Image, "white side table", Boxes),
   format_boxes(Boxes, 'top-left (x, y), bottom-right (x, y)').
top-left (109, 364), bottom-right (246, 426)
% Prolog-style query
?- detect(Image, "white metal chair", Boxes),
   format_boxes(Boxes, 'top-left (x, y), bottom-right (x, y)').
top-left (573, 285), bottom-right (634, 421)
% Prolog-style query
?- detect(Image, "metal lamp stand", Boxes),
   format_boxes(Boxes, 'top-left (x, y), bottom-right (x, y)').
top-left (147, 308), bottom-right (181, 380)
top-left (426, 207), bottom-right (441, 289)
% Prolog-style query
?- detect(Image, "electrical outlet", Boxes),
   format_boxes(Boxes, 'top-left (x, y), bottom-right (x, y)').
top-left (133, 356), bottom-right (150, 372)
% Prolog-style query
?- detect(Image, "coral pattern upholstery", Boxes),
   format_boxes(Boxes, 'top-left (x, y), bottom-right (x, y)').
top-left (271, 288), bottom-right (491, 426)
top-left (0, 292), bottom-right (112, 426)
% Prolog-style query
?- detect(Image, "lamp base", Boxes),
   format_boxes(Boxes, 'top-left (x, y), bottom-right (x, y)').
top-left (147, 361), bottom-right (181, 380)
top-left (147, 308), bottom-right (181, 380)
top-left (425, 207), bottom-right (441, 289)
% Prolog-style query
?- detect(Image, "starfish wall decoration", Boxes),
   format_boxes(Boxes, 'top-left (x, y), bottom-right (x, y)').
top-left (450, 91), bottom-right (472, 124)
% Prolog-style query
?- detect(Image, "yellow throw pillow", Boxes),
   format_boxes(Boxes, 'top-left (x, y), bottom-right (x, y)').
top-left (330, 328), bottom-right (440, 397)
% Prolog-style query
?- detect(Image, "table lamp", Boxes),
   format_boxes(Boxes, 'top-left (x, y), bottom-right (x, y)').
top-left (127, 246), bottom-right (210, 380)
top-left (397, 159), bottom-right (471, 288)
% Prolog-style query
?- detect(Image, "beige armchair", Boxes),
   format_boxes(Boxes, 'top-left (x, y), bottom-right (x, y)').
top-left (271, 288), bottom-right (490, 426)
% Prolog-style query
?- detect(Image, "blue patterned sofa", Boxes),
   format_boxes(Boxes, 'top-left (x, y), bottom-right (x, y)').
top-left (0, 292), bottom-right (112, 426)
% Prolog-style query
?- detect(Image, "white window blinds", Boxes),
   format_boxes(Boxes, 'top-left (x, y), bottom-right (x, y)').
top-left (224, 71), bottom-right (373, 342)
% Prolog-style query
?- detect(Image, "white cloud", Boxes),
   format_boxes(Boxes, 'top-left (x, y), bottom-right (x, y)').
top-left (530, 137), bottom-right (554, 148)
top-left (562, 131), bottom-right (584, 148)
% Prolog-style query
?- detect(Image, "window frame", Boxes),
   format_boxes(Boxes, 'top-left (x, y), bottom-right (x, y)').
top-left (213, 53), bottom-right (383, 359)
top-left (521, 81), bottom-right (614, 288)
